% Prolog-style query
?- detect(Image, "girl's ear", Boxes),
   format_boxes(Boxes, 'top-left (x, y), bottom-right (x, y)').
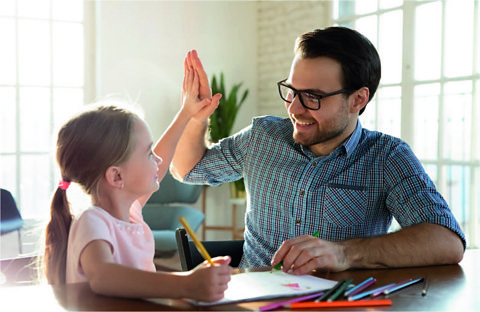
top-left (350, 87), bottom-right (369, 114)
top-left (105, 166), bottom-right (124, 189)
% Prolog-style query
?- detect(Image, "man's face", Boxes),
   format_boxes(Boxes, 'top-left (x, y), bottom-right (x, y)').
top-left (284, 55), bottom-right (357, 156)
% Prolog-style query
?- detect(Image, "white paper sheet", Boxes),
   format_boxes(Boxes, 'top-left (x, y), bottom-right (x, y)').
top-left (147, 270), bottom-right (338, 306)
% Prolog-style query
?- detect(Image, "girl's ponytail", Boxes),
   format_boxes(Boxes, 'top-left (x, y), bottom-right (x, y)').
top-left (44, 183), bottom-right (73, 284)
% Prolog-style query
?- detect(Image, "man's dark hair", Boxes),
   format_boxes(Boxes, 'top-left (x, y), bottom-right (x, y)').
top-left (295, 27), bottom-right (381, 115)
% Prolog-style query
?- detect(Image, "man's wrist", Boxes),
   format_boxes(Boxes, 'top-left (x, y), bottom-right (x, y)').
top-left (339, 239), bottom-right (364, 270)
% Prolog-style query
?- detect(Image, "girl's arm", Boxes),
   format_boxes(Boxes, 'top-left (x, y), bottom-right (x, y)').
top-left (136, 68), bottom-right (217, 207)
top-left (171, 50), bottom-right (221, 179)
top-left (80, 240), bottom-right (232, 301)
top-left (153, 68), bottom-right (218, 182)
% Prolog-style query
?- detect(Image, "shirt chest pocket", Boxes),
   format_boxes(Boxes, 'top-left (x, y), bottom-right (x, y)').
top-left (322, 184), bottom-right (367, 227)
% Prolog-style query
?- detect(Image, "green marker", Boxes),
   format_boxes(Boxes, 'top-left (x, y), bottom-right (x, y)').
top-left (273, 231), bottom-right (320, 270)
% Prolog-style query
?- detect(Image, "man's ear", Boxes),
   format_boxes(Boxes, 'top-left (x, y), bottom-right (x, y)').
top-left (350, 87), bottom-right (369, 114)
top-left (105, 166), bottom-right (124, 189)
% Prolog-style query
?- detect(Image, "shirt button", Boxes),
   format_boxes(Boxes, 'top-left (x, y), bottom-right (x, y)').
top-left (312, 161), bottom-right (318, 167)
top-left (299, 190), bottom-right (305, 195)
top-left (295, 219), bottom-right (301, 225)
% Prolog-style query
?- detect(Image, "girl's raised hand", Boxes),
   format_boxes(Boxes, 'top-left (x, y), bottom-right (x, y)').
top-left (184, 50), bottom-right (212, 101)
top-left (182, 66), bottom-right (221, 122)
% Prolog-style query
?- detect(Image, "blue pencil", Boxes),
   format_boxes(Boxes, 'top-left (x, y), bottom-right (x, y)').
top-left (348, 283), bottom-right (396, 301)
top-left (344, 277), bottom-right (376, 297)
top-left (383, 277), bottom-right (424, 295)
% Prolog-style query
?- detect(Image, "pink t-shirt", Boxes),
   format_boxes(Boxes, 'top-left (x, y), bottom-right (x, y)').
top-left (66, 201), bottom-right (156, 283)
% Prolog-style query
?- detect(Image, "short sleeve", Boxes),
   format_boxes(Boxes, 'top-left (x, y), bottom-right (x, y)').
top-left (66, 208), bottom-right (116, 282)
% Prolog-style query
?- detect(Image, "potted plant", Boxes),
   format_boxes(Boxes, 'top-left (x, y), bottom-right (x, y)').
top-left (209, 72), bottom-right (249, 198)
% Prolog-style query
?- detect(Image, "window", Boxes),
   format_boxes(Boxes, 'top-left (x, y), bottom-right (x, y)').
top-left (0, 0), bottom-right (87, 219)
top-left (333, 0), bottom-right (480, 248)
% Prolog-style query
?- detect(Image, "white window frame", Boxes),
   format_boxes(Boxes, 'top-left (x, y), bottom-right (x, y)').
top-left (332, 0), bottom-right (479, 248)
top-left (0, 0), bottom-right (95, 220)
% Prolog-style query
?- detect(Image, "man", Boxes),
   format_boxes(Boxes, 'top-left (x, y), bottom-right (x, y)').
top-left (172, 27), bottom-right (465, 274)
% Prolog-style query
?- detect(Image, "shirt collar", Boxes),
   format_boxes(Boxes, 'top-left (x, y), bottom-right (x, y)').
top-left (343, 119), bottom-right (362, 157)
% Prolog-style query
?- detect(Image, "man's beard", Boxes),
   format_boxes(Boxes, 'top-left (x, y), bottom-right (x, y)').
top-left (293, 125), bottom-right (347, 147)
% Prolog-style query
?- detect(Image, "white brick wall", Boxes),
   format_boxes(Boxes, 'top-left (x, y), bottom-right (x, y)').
top-left (257, 1), bottom-right (332, 117)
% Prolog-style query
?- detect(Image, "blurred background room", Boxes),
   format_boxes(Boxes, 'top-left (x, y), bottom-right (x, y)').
top-left (1, 0), bottom-right (479, 267)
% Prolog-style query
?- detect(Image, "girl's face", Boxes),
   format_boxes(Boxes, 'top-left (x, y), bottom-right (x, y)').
top-left (120, 119), bottom-right (162, 197)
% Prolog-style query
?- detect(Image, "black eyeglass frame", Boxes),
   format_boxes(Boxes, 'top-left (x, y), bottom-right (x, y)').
top-left (277, 79), bottom-right (350, 111)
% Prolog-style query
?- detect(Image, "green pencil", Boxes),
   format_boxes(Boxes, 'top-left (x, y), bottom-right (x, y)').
top-left (327, 278), bottom-right (354, 302)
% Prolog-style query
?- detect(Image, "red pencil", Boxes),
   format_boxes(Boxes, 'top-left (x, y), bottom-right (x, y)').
top-left (288, 299), bottom-right (392, 309)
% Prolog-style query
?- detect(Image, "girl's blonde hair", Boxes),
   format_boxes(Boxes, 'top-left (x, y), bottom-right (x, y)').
top-left (44, 105), bottom-right (140, 284)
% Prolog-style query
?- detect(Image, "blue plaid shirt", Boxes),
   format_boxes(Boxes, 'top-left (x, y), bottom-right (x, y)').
top-left (185, 116), bottom-right (466, 268)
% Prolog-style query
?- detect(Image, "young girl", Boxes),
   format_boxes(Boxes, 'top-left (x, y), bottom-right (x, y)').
top-left (44, 68), bottom-right (232, 302)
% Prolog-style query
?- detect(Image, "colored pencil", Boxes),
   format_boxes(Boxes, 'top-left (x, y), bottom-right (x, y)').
top-left (370, 282), bottom-right (398, 297)
top-left (315, 279), bottom-right (345, 302)
top-left (327, 278), bottom-right (353, 302)
top-left (258, 292), bottom-right (324, 311)
top-left (288, 299), bottom-right (392, 309)
top-left (348, 282), bottom-right (396, 301)
top-left (422, 277), bottom-right (429, 296)
top-left (384, 277), bottom-right (424, 295)
top-left (344, 277), bottom-right (376, 297)
top-left (273, 231), bottom-right (320, 271)
top-left (179, 217), bottom-right (214, 265)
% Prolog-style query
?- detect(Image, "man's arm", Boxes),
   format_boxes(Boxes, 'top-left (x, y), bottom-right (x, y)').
top-left (170, 118), bottom-right (210, 179)
top-left (343, 223), bottom-right (464, 268)
top-left (272, 223), bottom-right (464, 275)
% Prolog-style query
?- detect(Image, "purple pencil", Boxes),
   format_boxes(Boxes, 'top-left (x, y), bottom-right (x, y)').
top-left (258, 291), bottom-right (324, 311)
top-left (370, 282), bottom-right (400, 297)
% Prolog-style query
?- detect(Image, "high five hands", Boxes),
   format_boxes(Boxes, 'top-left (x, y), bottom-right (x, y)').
top-left (183, 50), bottom-right (222, 122)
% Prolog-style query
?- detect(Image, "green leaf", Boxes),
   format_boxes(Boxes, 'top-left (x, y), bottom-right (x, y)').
top-left (209, 72), bottom-right (249, 141)
top-left (234, 178), bottom-right (245, 192)
top-left (239, 89), bottom-right (249, 107)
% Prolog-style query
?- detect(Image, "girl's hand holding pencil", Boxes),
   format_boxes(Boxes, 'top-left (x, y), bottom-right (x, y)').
top-left (179, 217), bottom-right (233, 302)
top-left (182, 256), bottom-right (232, 302)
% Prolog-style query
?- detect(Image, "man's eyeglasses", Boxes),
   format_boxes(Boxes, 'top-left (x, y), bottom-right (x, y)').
top-left (277, 79), bottom-right (349, 111)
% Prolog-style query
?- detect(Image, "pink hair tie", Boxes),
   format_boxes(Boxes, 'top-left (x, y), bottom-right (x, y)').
top-left (58, 180), bottom-right (71, 190)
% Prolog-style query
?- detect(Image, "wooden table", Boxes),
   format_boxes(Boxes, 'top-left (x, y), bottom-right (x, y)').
top-left (2, 249), bottom-right (479, 311)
